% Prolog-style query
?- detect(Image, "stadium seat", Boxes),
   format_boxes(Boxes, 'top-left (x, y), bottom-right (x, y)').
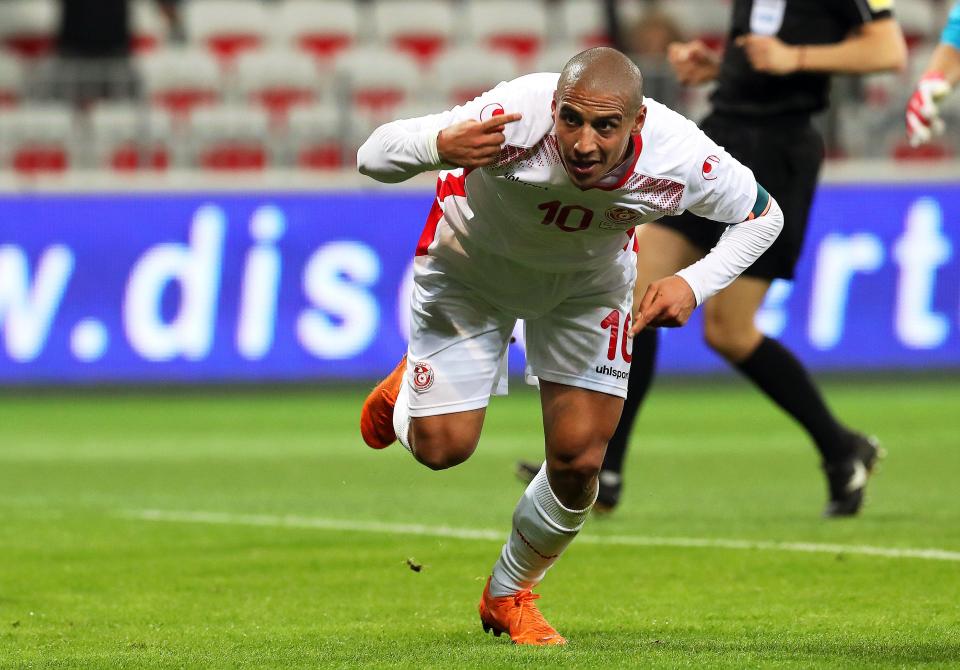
top-left (430, 46), bottom-right (518, 105)
top-left (559, 0), bottom-right (612, 47)
top-left (532, 43), bottom-right (583, 74)
top-left (138, 47), bottom-right (222, 117)
top-left (187, 104), bottom-right (271, 170)
top-left (131, 0), bottom-right (170, 53)
top-left (662, 0), bottom-right (730, 49)
top-left (335, 46), bottom-right (421, 115)
top-left (372, 0), bottom-right (456, 65)
top-left (0, 0), bottom-right (57, 59)
top-left (274, 0), bottom-right (362, 62)
top-left (284, 103), bottom-right (345, 169)
top-left (896, 0), bottom-right (937, 47)
top-left (0, 104), bottom-right (74, 174)
top-left (0, 55), bottom-right (24, 107)
top-left (183, 0), bottom-right (268, 61)
top-left (87, 103), bottom-right (172, 171)
top-left (234, 48), bottom-right (322, 121)
top-left (463, 0), bottom-right (549, 63)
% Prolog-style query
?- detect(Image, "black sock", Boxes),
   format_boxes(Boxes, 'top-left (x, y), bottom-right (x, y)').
top-left (602, 328), bottom-right (659, 474)
top-left (735, 336), bottom-right (851, 462)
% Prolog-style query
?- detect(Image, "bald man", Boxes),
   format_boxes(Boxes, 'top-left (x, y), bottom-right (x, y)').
top-left (357, 48), bottom-right (783, 645)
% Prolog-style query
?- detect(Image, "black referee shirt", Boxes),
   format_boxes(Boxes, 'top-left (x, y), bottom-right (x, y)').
top-left (711, 0), bottom-right (894, 119)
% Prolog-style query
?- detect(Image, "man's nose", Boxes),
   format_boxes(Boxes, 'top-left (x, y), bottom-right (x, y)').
top-left (573, 127), bottom-right (598, 155)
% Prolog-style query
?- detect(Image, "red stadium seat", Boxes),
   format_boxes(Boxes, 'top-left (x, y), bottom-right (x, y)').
top-left (138, 47), bottom-right (221, 117)
top-left (131, 0), bottom-right (171, 53)
top-left (464, 0), bottom-right (548, 63)
top-left (88, 103), bottom-right (172, 171)
top-left (0, 105), bottom-right (74, 174)
top-left (187, 104), bottom-right (271, 171)
top-left (372, 0), bottom-right (455, 65)
top-left (275, 0), bottom-right (360, 62)
top-left (0, 0), bottom-right (56, 59)
top-left (234, 49), bottom-right (321, 121)
top-left (285, 103), bottom-right (345, 170)
top-left (183, 0), bottom-right (268, 62)
top-left (430, 46), bottom-right (517, 105)
top-left (336, 46), bottom-right (420, 115)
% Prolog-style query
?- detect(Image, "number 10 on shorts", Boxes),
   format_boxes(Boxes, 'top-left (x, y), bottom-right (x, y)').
top-left (601, 310), bottom-right (633, 363)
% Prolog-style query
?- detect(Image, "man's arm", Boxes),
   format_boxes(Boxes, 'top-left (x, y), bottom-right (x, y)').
top-left (667, 40), bottom-right (722, 85)
top-left (905, 3), bottom-right (960, 146)
top-left (357, 112), bottom-right (522, 183)
top-left (632, 190), bottom-right (784, 332)
top-left (737, 17), bottom-right (907, 75)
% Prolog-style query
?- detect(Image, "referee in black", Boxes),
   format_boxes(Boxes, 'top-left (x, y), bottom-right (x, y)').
top-left (519, 0), bottom-right (907, 517)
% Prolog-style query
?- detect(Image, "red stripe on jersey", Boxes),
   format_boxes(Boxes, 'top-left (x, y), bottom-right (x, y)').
top-left (415, 170), bottom-right (471, 256)
top-left (596, 134), bottom-right (643, 192)
top-left (621, 228), bottom-right (640, 252)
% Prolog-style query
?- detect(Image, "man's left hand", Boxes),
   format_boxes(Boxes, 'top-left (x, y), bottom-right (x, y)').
top-left (631, 276), bottom-right (697, 334)
top-left (735, 34), bottom-right (800, 75)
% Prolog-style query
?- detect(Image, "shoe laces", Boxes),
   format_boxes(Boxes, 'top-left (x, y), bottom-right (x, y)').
top-left (512, 590), bottom-right (559, 640)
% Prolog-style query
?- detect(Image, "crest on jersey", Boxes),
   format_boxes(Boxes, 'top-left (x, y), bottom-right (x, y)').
top-left (479, 103), bottom-right (505, 123)
top-left (701, 155), bottom-right (720, 181)
top-left (603, 206), bottom-right (642, 225)
top-left (412, 361), bottom-right (435, 392)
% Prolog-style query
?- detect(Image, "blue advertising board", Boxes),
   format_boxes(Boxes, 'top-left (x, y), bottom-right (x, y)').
top-left (0, 184), bottom-right (958, 384)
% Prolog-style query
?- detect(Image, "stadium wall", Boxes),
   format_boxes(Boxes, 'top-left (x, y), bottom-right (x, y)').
top-left (0, 166), bottom-right (958, 384)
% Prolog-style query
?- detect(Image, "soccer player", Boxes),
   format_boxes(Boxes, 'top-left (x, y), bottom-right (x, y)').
top-left (521, 0), bottom-right (906, 517)
top-left (906, 0), bottom-right (960, 146)
top-left (357, 48), bottom-right (783, 645)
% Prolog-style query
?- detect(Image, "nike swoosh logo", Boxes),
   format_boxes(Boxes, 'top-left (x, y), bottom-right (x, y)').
top-left (846, 461), bottom-right (868, 493)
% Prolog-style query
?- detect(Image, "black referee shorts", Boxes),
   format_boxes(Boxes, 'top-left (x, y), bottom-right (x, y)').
top-left (657, 113), bottom-right (825, 280)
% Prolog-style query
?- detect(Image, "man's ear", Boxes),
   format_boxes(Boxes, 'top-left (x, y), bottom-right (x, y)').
top-left (632, 104), bottom-right (647, 135)
top-left (551, 97), bottom-right (557, 116)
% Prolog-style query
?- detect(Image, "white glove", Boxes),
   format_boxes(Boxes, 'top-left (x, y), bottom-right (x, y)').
top-left (905, 72), bottom-right (953, 147)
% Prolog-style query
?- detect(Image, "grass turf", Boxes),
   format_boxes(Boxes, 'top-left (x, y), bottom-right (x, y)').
top-left (1, 377), bottom-right (959, 668)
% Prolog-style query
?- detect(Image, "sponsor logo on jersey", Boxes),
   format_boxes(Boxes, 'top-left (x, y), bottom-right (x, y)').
top-left (412, 361), bottom-right (435, 392)
top-left (595, 364), bottom-right (629, 380)
top-left (479, 103), bottom-right (505, 123)
top-left (867, 0), bottom-right (893, 12)
top-left (603, 206), bottom-right (642, 225)
top-left (502, 172), bottom-right (548, 190)
top-left (701, 154), bottom-right (720, 181)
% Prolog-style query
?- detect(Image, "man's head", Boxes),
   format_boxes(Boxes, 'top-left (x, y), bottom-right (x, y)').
top-left (553, 47), bottom-right (646, 188)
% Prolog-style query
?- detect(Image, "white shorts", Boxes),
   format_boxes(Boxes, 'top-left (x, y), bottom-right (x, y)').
top-left (404, 248), bottom-right (636, 418)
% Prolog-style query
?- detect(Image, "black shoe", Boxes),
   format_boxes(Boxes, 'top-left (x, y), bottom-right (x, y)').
top-left (514, 461), bottom-right (622, 514)
top-left (822, 433), bottom-right (884, 518)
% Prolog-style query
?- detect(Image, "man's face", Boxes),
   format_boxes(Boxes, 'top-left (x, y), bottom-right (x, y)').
top-left (552, 84), bottom-right (646, 188)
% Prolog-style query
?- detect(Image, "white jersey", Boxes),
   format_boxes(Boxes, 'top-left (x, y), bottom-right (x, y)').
top-left (358, 72), bottom-right (783, 305)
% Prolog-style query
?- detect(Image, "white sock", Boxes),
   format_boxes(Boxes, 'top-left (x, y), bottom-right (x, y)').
top-left (392, 380), bottom-right (413, 455)
top-left (489, 463), bottom-right (595, 597)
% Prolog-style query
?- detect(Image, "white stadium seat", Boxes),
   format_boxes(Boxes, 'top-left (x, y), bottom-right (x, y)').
top-left (463, 0), bottom-right (549, 63)
top-left (532, 43), bottom-right (583, 74)
top-left (430, 46), bottom-right (518, 105)
top-left (662, 0), bottom-right (730, 43)
top-left (0, 55), bottom-right (25, 107)
top-left (186, 104), bottom-right (271, 170)
top-left (234, 48), bottom-right (323, 119)
top-left (274, 0), bottom-right (362, 62)
top-left (0, 104), bottom-right (74, 174)
top-left (0, 0), bottom-right (57, 59)
top-left (284, 103), bottom-right (346, 169)
top-left (138, 46), bottom-right (222, 117)
top-left (372, 0), bottom-right (457, 64)
top-left (335, 46), bottom-right (421, 115)
top-left (87, 102), bottom-right (173, 171)
top-left (131, 0), bottom-right (171, 53)
top-left (559, 0), bottom-right (611, 47)
top-left (183, 0), bottom-right (268, 61)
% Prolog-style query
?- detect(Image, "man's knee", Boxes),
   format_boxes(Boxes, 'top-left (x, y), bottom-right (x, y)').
top-left (703, 310), bottom-right (760, 362)
top-left (409, 417), bottom-right (480, 471)
top-left (546, 427), bottom-right (609, 484)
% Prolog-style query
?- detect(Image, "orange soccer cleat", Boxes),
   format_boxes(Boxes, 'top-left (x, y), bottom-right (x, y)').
top-left (478, 576), bottom-right (567, 646)
top-left (359, 356), bottom-right (407, 449)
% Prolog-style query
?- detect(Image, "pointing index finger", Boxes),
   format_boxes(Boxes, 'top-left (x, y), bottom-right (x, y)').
top-left (480, 112), bottom-right (522, 130)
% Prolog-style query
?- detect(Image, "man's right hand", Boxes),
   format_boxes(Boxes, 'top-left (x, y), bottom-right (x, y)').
top-left (667, 40), bottom-right (720, 85)
top-left (906, 72), bottom-right (952, 147)
top-left (436, 113), bottom-right (522, 168)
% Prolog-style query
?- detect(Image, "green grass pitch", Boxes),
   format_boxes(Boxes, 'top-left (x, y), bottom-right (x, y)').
top-left (1, 376), bottom-right (959, 668)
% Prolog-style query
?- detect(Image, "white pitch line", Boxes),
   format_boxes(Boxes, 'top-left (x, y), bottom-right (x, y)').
top-left (123, 509), bottom-right (960, 563)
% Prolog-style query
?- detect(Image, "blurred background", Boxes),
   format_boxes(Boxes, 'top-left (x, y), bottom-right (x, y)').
top-left (0, 0), bottom-right (957, 384)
